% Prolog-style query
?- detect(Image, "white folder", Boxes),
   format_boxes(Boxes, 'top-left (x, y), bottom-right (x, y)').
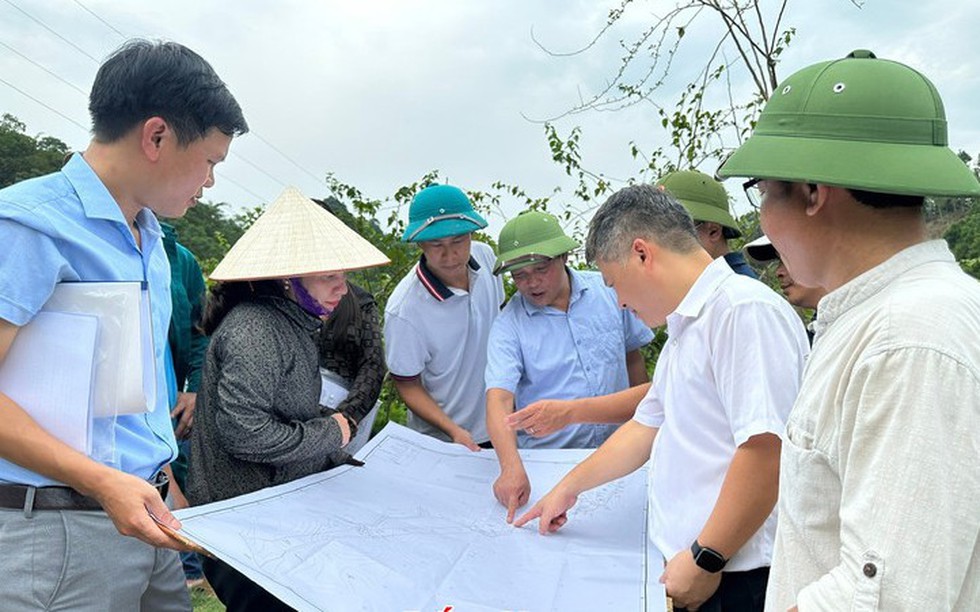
top-left (39, 282), bottom-right (156, 416)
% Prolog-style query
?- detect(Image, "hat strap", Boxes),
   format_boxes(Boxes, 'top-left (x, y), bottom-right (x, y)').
top-left (407, 213), bottom-right (483, 242)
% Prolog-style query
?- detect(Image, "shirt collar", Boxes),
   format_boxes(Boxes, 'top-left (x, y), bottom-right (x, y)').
top-left (136, 208), bottom-right (164, 249)
top-left (62, 153), bottom-right (128, 224)
top-left (813, 240), bottom-right (955, 336)
top-left (416, 254), bottom-right (481, 302)
top-left (670, 257), bottom-right (733, 322)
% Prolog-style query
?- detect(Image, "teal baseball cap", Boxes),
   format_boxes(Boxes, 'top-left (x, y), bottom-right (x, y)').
top-left (494, 210), bottom-right (579, 275)
top-left (656, 170), bottom-right (741, 237)
top-left (402, 184), bottom-right (488, 243)
top-left (719, 50), bottom-right (980, 197)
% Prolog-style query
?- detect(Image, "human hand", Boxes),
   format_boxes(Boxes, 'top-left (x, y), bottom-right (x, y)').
top-left (450, 427), bottom-right (481, 452)
top-left (170, 392), bottom-right (197, 439)
top-left (330, 413), bottom-right (352, 447)
top-left (513, 484), bottom-right (578, 534)
top-left (506, 399), bottom-right (573, 438)
top-left (493, 466), bottom-right (531, 523)
top-left (91, 470), bottom-right (188, 550)
top-left (660, 547), bottom-right (722, 610)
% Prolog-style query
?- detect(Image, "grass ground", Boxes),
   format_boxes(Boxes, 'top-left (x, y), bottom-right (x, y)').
top-left (189, 580), bottom-right (224, 612)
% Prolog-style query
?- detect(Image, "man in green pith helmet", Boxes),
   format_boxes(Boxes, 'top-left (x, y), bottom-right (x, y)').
top-left (656, 170), bottom-right (758, 278)
top-left (484, 210), bottom-right (652, 522)
top-left (718, 49), bottom-right (980, 611)
top-left (384, 184), bottom-right (504, 450)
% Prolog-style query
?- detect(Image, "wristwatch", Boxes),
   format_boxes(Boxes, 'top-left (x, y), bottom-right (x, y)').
top-left (690, 540), bottom-right (728, 573)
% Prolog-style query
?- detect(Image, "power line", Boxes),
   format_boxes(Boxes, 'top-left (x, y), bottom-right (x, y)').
top-left (62, 0), bottom-right (331, 191)
top-left (215, 170), bottom-right (268, 204)
top-left (45, 0), bottom-right (331, 195)
top-left (71, 0), bottom-right (126, 39)
top-left (0, 3), bottom-right (309, 205)
top-left (250, 132), bottom-right (328, 187)
top-left (0, 76), bottom-right (89, 133)
top-left (0, 40), bottom-right (88, 95)
top-left (228, 150), bottom-right (287, 189)
top-left (1, 0), bottom-right (100, 63)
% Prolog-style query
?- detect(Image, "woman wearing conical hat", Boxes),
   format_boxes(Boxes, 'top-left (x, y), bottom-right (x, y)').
top-left (185, 187), bottom-right (388, 611)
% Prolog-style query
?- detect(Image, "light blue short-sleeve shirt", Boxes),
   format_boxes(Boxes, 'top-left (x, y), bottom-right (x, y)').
top-left (486, 268), bottom-right (654, 449)
top-left (0, 154), bottom-right (178, 486)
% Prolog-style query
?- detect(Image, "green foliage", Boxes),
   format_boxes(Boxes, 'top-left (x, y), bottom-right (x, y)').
top-left (944, 204), bottom-right (980, 262)
top-left (190, 586), bottom-right (224, 611)
top-left (0, 114), bottom-right (70, 188)
top-left (959, 258), bottom-right (980, 280)
top-left (168, 201), bottom-right (246, 275)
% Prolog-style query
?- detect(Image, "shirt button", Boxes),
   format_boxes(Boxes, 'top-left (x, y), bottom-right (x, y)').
top-left (863, 563), bottom-right (877, 578)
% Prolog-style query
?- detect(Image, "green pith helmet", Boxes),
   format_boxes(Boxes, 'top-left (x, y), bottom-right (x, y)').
top-left (401, 184), bottom-right (488, 243)
top-left (493, 210), bottom-right (580, 275)
top-left (656, 170), bottom-right (741, 238)
top-left (718, 49), bottom-right (980, 197)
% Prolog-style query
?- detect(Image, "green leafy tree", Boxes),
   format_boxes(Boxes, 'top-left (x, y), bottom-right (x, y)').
top-left (0, 114), bottom-right (70, 188)
top-left (167, 201), bottom-right (247, 275)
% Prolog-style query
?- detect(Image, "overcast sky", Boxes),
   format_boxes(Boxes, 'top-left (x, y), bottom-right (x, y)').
top-left (2, 0), bottom-right (978, 229)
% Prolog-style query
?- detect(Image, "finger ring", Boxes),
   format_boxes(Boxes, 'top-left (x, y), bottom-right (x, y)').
top-left (527, 427), bottom-right (535, 435)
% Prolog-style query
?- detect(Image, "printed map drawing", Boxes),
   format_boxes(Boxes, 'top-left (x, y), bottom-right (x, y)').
top-left (176, 423), bottom-right (666, 612)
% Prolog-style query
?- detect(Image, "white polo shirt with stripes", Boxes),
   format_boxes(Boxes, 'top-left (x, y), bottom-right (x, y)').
top-left (384, 241), bottom-right (504, 444)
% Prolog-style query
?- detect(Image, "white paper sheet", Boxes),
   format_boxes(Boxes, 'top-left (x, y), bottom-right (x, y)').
top-left (42, 282), bottom-right (153, 416)
top-left (0, 311), bottom-right (97, 454)
top-left (176, 423), bottom-right (666, 612)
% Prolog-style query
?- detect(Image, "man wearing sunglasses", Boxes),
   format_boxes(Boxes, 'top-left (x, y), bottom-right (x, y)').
top-left (384, 184), bottom-right (505, 450)
top-left (484, 211), bottom-right (653, 522)
top-left (719, 50), bottom-right (980, 610)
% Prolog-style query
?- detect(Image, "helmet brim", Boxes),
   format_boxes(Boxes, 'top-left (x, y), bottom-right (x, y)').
top-left (401, 211), bottom-right (488, 243)
top-left (493, 235), bottom-right (580, 275)
top-left (719, 134), bottom-right (980, 198)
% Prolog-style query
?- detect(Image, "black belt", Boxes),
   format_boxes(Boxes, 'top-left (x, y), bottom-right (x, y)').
top-left (0, 472), bottom-right (169, 513)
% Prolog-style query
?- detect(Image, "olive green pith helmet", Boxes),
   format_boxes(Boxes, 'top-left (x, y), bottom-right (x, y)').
top-left (718, 50), bottom-right (980, 197)
top-left (656, 170), bottom-right (741, 237)
top-left (493, 210), bottom-right (579, 275)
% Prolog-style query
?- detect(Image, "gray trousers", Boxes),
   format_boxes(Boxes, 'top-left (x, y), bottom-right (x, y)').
top-left (0, 508), bottom-right (191, 611)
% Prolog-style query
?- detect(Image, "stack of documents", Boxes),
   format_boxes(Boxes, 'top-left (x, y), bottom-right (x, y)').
top-left (0, 282), bottom-right (155, 470)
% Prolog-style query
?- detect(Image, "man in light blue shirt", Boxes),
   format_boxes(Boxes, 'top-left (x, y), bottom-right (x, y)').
top-left (0, 40), bottom-right (246, 611)
top-left (486, 211), bottom-right (652, 522)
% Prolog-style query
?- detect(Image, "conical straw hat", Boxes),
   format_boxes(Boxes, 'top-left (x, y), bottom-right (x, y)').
top-left (209, 186), bottom-right (390, 281)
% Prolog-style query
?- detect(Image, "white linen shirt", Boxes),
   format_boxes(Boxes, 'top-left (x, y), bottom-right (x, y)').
top-left (633, 257), bottom-right (809, 571)
top-left (767, 240), bottom-right (980, 612)
top-left (384, 241), bottom-right (504, 444)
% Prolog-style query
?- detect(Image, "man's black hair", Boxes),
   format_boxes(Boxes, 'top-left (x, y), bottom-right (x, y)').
top-left (89, 39), bottom-right (248, 145)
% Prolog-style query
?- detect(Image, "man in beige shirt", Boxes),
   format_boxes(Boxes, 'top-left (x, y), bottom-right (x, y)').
top-left (719, 50), bottom-right (980, 610)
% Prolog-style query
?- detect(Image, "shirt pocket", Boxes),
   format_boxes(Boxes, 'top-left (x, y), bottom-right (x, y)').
top-left (781, 415), bottom-right (840, 533)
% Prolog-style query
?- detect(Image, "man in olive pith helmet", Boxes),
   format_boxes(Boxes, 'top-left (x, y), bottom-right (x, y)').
top-left (484, 210), bottom-right (652, 523)
top-left (656, 170), bottom-right (758, 278)
top-left (384, 184), bottom-right (504, 450)
top-left (719, 50), bottom-right (980, 610)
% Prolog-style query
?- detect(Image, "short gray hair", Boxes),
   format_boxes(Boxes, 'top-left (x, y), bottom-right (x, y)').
top-left (585, 184), bottom-right (700, 264)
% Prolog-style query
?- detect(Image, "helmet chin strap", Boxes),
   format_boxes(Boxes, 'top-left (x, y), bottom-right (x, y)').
top-left (289, 278), bottom-right (332, 318)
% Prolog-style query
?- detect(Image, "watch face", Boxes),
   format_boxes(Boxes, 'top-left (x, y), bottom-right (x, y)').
top-left (692, 543), bottom-right (727, 573)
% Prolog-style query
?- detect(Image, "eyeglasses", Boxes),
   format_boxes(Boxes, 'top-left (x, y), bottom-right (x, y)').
top-left (743, 178), bottom-right (763, 210)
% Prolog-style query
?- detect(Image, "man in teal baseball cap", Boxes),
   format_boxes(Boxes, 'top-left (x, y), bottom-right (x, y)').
top-left (484, 211), bottom-right (652, 522)
top-left (719, 50), bottom-right (980, 610)
top-left (656, 170), bottom-right (757, 278)
top-left (384, 184), bottom-right (503, 450)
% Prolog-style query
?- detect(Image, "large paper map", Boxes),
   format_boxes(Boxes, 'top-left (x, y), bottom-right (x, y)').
top-left (175, 423), bottom-right (665, 611)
